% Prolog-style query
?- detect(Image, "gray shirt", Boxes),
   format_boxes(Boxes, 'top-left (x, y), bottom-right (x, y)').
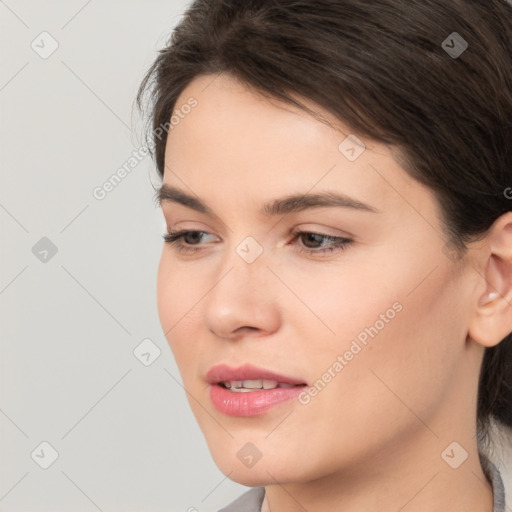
top-left (218, 454), bottom-right (506, 512)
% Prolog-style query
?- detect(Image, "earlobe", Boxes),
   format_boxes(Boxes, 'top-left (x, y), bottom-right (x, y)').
top-left (468, 212), bottom-right (512, 348)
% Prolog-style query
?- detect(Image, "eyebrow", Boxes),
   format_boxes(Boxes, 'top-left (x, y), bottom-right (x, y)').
top-left (156, 184), bottom-right (380, 216)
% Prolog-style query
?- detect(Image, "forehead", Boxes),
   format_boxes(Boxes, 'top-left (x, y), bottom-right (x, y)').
top-left (163, 73), bottom-right (438, 225)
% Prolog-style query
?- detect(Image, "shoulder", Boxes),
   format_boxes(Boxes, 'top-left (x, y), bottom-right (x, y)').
top-left (217, 487), bottom-right (265, 512)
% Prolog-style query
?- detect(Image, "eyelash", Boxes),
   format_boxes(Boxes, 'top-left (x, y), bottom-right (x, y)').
top-left (162, 229), bottom-right (352, 256)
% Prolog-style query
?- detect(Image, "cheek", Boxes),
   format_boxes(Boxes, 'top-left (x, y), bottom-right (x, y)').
top-left (255, 261), bottom-right (464, 475)
top-left (156, 253), bottom-right (175, 331)
top-left (281, 250), bottom-right (461, 395)
top-left (274, 256), bottom-right (407, 360)
top-left (156, 255), bottom-right (202, 365)
top-left (295, 257), bottom-right (463, 429)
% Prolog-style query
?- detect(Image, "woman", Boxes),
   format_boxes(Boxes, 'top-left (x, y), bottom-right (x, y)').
top-left (137, 1), bottom-right (512, 510)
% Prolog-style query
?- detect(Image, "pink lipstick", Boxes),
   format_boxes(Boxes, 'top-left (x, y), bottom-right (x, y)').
top-left (206, 363), bottom-right (307, 416)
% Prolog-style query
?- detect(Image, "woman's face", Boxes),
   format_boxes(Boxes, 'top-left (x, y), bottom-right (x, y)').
top-left (156, 73), bottom-right (483, 485)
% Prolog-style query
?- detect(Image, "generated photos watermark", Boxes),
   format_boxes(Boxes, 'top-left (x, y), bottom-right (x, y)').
top-left (298, 301), bottom-right (403, 405)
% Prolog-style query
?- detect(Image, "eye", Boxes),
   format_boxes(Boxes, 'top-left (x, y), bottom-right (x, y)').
top-left (290, 229), bottom-right (352, 255)
top-left (162, 229), bottom-right (352, 256)
top-left (162, 229), bottom-right (218, 253)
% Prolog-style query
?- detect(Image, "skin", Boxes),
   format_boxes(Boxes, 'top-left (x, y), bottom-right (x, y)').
top-left (156, 72), bottom-right (512, 512)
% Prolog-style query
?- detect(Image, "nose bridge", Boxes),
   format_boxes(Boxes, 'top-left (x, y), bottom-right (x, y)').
top-left (202, 234), bottom-right (280, 337)
top-left (210, 235), bottom-right (269, 304)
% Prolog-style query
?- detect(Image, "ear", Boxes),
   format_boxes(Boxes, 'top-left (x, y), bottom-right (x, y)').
top-left (468, 211), bottom-right (512, 348)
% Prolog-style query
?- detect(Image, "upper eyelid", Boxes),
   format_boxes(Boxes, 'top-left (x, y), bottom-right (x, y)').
top-left (168, 228), bottom-right (350, 243)
top-left (162, 204), bottom-right (359, 238)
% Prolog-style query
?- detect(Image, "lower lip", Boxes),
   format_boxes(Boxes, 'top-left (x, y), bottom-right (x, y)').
top-left (209, 384), bottom-right (306, 416)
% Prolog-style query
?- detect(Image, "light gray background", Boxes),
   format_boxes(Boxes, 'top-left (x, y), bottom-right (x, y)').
top-left (1, 1), bottom-right (249, 511)
top-left (1, 1), bottom-right (511, 511)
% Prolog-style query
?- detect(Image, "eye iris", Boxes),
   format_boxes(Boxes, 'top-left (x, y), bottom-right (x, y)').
top-left (185, 232), bottom-right (203, 244)
top-left (301, 233), bottom-right (324, 248)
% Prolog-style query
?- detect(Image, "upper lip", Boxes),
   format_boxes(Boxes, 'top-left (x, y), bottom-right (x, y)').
top-left (206, 363), bottom-right (307, 386)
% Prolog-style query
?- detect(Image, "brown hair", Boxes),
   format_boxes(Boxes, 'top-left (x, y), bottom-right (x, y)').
top-left (136, 0), bottom-right (512, 445)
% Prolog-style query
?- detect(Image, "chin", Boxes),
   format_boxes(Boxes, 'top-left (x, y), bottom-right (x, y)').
top-left (220, 468), bottom-right (272, 487)
top-left (207, 444), bottom-right (268, 483)
top-left (208, 445), bottom-right (304, 487)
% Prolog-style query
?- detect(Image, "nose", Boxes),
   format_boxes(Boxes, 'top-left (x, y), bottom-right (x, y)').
top-left (203, 246), bottom-right (282, 340)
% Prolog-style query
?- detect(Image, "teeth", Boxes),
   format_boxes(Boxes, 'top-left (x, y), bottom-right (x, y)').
top-left (221, 379), bottom-right (289, 391)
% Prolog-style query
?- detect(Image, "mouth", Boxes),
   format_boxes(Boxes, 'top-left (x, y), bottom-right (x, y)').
top-left (218, 379), bottom-right (300, 391)
top-left (206, 363), bottom-right (308, 416)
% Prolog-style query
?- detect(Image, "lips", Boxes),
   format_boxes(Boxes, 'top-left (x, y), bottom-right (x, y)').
top-left (205, 363), bottom-right (308, 416)
top-left (206, 363), bottom-right (307, 386)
